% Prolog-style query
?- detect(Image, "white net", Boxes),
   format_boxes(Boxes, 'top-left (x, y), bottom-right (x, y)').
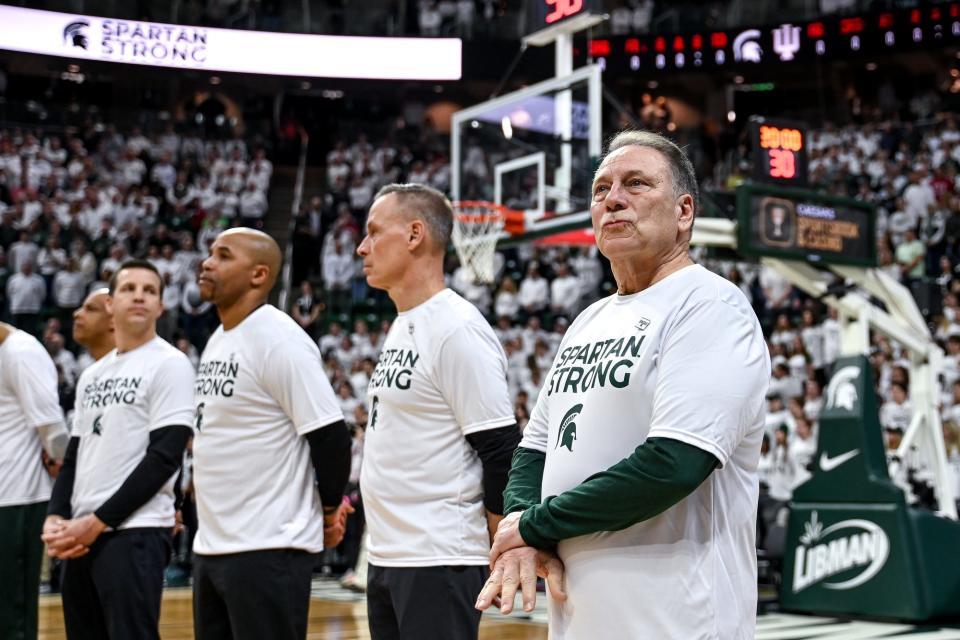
top-left (451, 202), bottom-right (506, 284)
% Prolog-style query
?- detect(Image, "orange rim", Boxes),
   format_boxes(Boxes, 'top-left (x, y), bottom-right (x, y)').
top-left (452, 201), bottom-right (525, 234)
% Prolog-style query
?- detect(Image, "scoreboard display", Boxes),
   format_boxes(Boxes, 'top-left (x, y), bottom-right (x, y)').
top-left (588, 4), bottom-right (960, 74)
top-left (737, 184), bottom-right (876, 267)
top-left (750, 117), bottom-right (808, 186)
top-left (528, 0), bottom-right (602, 30)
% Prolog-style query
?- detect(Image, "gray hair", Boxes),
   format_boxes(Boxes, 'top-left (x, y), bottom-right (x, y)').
top-left (374, 183), bottom-right (453, 251)
top-left (601, 130), bottom-right (700, 215)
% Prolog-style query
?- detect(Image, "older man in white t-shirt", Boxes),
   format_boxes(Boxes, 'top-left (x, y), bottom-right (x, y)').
top-left (480, 131), bottom-right (768, 640)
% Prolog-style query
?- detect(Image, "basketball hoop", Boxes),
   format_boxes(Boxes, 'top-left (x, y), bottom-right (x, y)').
top-left (451, 201), bottom-right (524, 285)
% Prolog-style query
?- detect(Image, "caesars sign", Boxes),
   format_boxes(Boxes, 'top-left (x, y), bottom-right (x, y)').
top-left (0, 6), bottom-right (462, 80)
top-left (737, 184), bottom-right (877, 267)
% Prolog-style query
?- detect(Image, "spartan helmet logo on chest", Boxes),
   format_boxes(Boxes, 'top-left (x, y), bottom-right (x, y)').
top-left (555, 403), bottom-right (583, 452)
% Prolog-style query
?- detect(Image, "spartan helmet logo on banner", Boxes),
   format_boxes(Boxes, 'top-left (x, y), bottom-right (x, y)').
top-left (63, 20), bottom-right (90, 49)
top-left (825, 365), bottom-right (860, 412)
top-left (555, 403), bottom-right (583, 452)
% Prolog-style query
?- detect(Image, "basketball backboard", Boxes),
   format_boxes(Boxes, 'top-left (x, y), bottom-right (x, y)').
top-left (450, 64), bottom-right (602, 242)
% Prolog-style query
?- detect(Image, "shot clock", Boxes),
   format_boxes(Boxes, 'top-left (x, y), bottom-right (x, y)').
top-left (750, 117), bottom-right (809, 186)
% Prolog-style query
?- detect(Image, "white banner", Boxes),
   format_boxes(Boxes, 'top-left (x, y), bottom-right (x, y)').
top-left (0, 6), bottom-right (462, 80)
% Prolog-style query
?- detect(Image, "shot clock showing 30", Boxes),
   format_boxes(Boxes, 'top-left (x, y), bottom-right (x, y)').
top-left (750, 117), bottom-right (809, 186)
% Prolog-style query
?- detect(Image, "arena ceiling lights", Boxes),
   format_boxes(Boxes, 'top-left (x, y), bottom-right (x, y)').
top-left (0, 6), bottom-right (462, 81)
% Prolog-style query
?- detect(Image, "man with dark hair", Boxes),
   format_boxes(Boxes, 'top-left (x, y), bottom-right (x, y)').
top-left (192, 228), bottom-right (352, 640)
top-left (43, 260), bottom-right (195, 639)
top-left (356, 183), bottom-right (525, 640)
top-left (478, 131), bottom-right (769, 639)
top-left (107, 258), bottom-right (164, 296)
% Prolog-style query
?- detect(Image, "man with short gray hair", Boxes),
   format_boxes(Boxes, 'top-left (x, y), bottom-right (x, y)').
top-left (357, 183), bottom-right (524, 640)
top-left (479, 131), bottom-right (769, 639)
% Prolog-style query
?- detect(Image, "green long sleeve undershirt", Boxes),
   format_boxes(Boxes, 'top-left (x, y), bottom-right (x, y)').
top-left (503, 438), bottom-right (720, 549)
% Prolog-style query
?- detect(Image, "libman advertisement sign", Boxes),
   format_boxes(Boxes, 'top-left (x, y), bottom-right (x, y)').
top-left (0, 6), bottom-right (462, 80)
top-left (783, 503), bottom-right (960, 620)
top-left (781, 354), bottom-right (960, 621)
top-left (784, 505), bottom-right (911, 616)
top-left (791, 510), bottom-right (890, 593)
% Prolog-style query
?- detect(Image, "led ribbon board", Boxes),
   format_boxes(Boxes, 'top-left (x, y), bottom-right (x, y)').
top-left (0, 6), bottom-right (462, 80)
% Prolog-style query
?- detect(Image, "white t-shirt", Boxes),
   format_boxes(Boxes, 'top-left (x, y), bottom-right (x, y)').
top-left (193, 305), bottom-right (343, 555)
top-left (520, 265), bottom-right (769, 640)
top-left (361, 289), bottom-right (514, 567)
top-left (0, 330), bottom-right (63, 506)
top-left (71, 337), bottom-right (195, 528)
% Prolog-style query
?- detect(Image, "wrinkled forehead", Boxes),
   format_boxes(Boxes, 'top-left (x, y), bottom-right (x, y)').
top-left (593, 145), bottom-right (670, 186)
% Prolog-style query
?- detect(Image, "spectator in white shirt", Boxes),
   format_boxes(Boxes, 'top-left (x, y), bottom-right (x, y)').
top-left (180, 266), bottom-right (213, 349)
top-left (239, 182), bottom-right (268, 228)
top-left (174, 235), bottom-right (202, 279)
top-left (769, 313), bottom-right (797, 348)
top-left (53, 257), bottom-right (86, 324)
top-left (70, 240), bottom-right (97, 285)
top-left (902, 170), bottom-right (936, 224)
top-left (348, 175), bottom-right (374, 216)
top-left (37, 236), bottom-right (68, 285)
top-left (880, 382), bottom-right (913, 432)
top-left (518, 262), bottom-right (549, 315)
top-left (803, 379), bottom-right (824, 422)
top-left (323, 240), bottom-right (355, 306)
top-left (157, 271), bottom-right (182, 341)
top-left (8, 231), bottom-right (39, 274)
top-left (118, 148), bottom-right (147, 187)
top-left (44, 331), bottom-right (78, 389)
top-left (126, 127), bottom-right (151, 156)
top-left (549, 262), bottom-right (581, 318)
top-left (791, 416), bottom-right (817, 476)
top-left (150, 152), bottom-right (177, 191)
top-left (154, 243), bottom-right (182, 285)
top-left (6, 262), bottom-right (46, 334)
top-left (247, 151), bottom-right (272, 192)
top-left (319, 321), bottom-right (345, 355)
top-left (494, 277), bottom-right (519, 319)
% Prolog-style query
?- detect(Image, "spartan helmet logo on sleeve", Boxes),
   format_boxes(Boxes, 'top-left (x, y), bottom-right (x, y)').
top-left (555, 403), bottom-right (583, 452)
top-left (92, 414), bottom-right (103, 436)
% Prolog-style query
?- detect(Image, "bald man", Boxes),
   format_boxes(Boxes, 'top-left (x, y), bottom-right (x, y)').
top-left (192, 228), bottom-right (352, 640)
top-left (72, 288), bottom-right (116, 367)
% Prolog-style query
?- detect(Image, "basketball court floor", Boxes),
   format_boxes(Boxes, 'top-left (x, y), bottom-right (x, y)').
top-left (37, 579), bottom-right (960, 639)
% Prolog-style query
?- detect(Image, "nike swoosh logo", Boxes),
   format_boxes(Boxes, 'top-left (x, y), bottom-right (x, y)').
top-left (819, 449), bottom-right (860, 471)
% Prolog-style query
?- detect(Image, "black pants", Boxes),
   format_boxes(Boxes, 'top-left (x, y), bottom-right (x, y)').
top-left (0, 501), bottom-right (46, 640)
top-left (61, 527), bottom-right (172, 640)
top-left (193, 549), bottom-right (316, 640)
top-left (367, 564), bottom-right (487, 640)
